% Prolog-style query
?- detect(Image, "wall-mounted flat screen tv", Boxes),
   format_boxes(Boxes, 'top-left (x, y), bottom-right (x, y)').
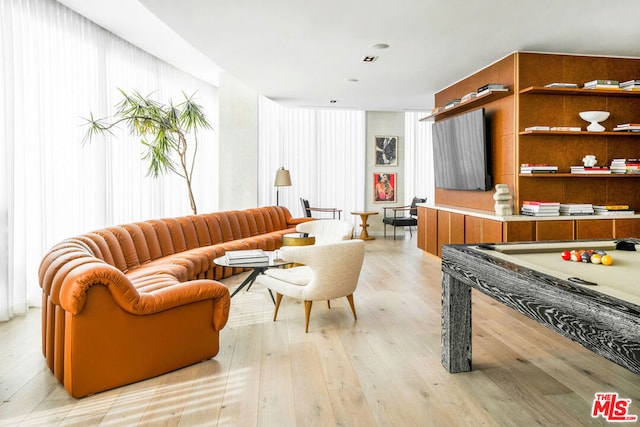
top-left (432, 108), bottom-right (491, 191)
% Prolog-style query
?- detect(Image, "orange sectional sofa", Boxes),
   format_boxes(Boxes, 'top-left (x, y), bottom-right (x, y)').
top-left (38, 206), bottom-right (309, 398)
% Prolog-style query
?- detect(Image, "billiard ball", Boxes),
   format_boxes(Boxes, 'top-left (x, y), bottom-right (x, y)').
top-left (561, 250), bottom-right (571, 260)
top-left (600, 254), bottom-right (613, 266)
top-left (590, 253), bottom-right (601, 264)
top-left (580, 252), bottom-right (592, 262)
top-left (570, 250), bottom-right (580, 262)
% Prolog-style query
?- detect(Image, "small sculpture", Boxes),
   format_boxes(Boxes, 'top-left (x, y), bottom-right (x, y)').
top-left (582, 154), bottom-right (597, 167)
top-left (493, 184), bottom-right (513, 216)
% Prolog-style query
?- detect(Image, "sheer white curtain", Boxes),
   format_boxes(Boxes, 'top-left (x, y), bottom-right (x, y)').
top-left (0, 0), bottom-right (218, 321)
top-left (404, 112), bottom-right (435, 204)
top-left (258, 97), bottom-right (365, 218)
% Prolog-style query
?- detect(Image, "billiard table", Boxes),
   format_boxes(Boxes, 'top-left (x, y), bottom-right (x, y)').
top-left (441, 238), bottom-right (640, 375)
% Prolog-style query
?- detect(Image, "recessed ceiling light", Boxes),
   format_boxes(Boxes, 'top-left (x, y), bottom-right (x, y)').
top-left (371, 43), bottom-right (390, 49)
top-left (347, 78), bottom-right (359, 82)
top-left (363, 56), bottom-right (378, 63)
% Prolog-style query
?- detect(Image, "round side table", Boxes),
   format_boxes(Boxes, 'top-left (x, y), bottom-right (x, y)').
top-left (282, 233), bottom-right (316, 246)
top-left (351, 211), bottom-right (378, 240)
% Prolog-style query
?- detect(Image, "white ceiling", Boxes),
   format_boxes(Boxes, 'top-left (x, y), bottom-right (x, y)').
top-left (59, 0), bottom-right (640, 112)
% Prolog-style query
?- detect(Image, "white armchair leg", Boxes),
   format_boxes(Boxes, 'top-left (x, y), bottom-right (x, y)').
top-left (274, 293), bottom-right (283, 321)
top-left (346, 294), bottom-right (357, 320)
top-left (304, 300), bottom-right (313, 333)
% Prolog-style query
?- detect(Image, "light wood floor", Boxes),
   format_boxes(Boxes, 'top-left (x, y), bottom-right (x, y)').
top-left (1, 236), bottom-right (639, 426)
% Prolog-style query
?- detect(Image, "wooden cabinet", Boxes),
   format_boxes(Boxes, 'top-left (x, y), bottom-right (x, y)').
top-left (419, 205), bottom-right (640, 257)
top-left (576, 219), bottom-right (614, 239)
top-left (536, 220), bottom-right (574, 241)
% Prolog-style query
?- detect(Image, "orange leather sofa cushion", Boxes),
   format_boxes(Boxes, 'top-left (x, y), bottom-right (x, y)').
top-left (38, 206), bottom-right (309, 398)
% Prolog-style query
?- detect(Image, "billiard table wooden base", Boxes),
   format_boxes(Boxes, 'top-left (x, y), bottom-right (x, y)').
top-left (441, 240), bottom-right (640, 375)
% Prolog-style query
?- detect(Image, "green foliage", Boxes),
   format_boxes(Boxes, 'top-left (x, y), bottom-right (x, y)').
top-left (83, 89), bottom-right (211, 215)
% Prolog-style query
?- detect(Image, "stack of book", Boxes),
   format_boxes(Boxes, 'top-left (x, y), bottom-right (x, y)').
top-left (583, 79), bottom-right (619, 89)
top-left (445, 98), bottom-right (461, 109)
top-left (625, 159), bottom-right (640, 173)
top-left (570, 165), bottom-right (611, 174)
top-left (613, 123), bottom-right (640, 132)
top-left (559, 203), bottom-right (594, 216)
top-left (610, 159), bottom-right (628, 174)
top-left (461, 92), bottom-right (477, 103)
top-left (520, 163), bottom-right (558, 174)
top-left (521, 201), bottom-right (560, 217)
top-left (544, 83), bottom-right (578, 88)
top-left (593, 205), bottom-right (635, 216)
top-left (620, 80), bottom-right (640, 91)
top-left (477, 83), bottom-right (507, 96)
top-left (225, 249), bottom-right (269, 265)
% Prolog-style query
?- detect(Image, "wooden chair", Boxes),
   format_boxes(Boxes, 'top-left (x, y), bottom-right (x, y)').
top-left (382, 197), bottom-right (426, 240)
top-left (299, 197), bottom-right (342, 219)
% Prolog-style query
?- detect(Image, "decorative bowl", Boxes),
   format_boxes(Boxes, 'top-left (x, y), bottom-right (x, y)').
top-left (579, 111), bottom-right (610, 132)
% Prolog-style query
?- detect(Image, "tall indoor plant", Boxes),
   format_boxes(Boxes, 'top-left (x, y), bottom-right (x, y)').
top-left (83, 89), bottom-right (211, 215)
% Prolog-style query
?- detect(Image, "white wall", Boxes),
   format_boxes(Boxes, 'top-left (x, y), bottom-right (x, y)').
top-left (218, 72), bottom-right (259, 210)
top-left (365, 111), bottom-right (405, 236)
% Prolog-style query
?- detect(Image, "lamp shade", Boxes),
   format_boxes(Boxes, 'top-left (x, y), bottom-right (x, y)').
top-left (274, 167), bottom-right (292, 187)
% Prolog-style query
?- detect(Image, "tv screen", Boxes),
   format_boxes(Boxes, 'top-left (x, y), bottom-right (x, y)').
top-left (432, 108), bottom-right (491, 191)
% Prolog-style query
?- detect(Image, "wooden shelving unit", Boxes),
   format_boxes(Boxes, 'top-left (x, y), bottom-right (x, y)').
top-left (519, 130), bottom-right (640, 136)
top-left (520, 86), bottom-right (640, 97)
top-left (419, 89), bottom-right (511, 121)
top-left (419, 52), bottom-right (640, 257)
top-left (519, 173), bottom-right (640, 178)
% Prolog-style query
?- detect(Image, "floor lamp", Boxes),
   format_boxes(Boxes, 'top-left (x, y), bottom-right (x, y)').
top-left (274, 167), bottom-right (292, 206)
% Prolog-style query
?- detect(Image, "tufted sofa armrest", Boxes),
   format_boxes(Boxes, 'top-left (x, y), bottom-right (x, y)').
top-left (58, 261), bottom-right (230, 331)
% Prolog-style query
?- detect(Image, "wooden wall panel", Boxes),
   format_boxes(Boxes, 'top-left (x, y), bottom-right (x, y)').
top-left (536, 220), bottom-right (574, 241)
top-left (425, 208), bottom-right (439, 255)
top-left (576, 220), bottom-right (613, 240)
top-left (481, 219), bottom-right (503, 243)
top-left (417, 207), bottom-right (426, 250)
top-left (504, 221), bottom-right (535, 242)
top-left (614, 219), bottom-right (640, 239)
top-left (464, 216), bottom-right (481, 244)
top-left (434, 54), bottom-right (516, 211)
top-left (450, 213), bottom-right (465, 245)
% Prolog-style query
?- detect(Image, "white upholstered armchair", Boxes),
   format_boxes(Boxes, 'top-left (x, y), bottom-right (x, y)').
top-left (254, 240), bottom-right (365, 332)
top-left (295, 219), bottom-right (354, 244)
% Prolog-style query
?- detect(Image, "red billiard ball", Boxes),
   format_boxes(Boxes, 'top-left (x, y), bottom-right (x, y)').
top-left (561, 250), bottom-right (571, 260)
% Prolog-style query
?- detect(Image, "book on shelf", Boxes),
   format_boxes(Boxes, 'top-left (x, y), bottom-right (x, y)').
top-left (444, 99), bottom-right (461, 109)
top-left (570, 166), bottom-right (611, 174)
top-left (544, 83), bottom-right (579, 88)
top-left (559, 203), bottom-right (594, 215)
top-left (583, 79), bottom-right (619, 89)
top-left (592, 209), bottom-right (636, 216)
top-left (225, 249), bottom-right (269, 264)
top-left (477, 84), bottom-right (508, 96)
top-left (549, 126), bottom-right (581, 132)
top-left (520, 164), bottom-right (558, 173)
top-left (524, 126), bottom-right (551, 131)
top-left (460, 92), bottom-right (477, 102)
top-left (613, 123), bottom-right (640, 132)
top-left (520, 210), bottom-right (560, 217)
top-left (620, 79), bottom-right (640, 89)
top-left (593, 204), bottom-right (630, 211)
top-left (520, 170), bottom-right (558, 174)
top-left (522, 200), bottom-right (560, 206)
